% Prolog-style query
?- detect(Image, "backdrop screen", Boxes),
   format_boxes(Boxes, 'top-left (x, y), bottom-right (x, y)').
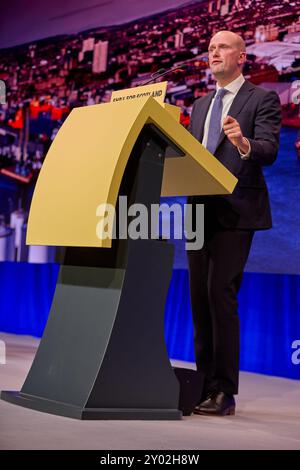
top-left (0, 0), bottom-right (299, 273)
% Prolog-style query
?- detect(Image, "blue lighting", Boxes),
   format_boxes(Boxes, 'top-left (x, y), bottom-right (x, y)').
top-left (0, 262), bottom-right (299, 380)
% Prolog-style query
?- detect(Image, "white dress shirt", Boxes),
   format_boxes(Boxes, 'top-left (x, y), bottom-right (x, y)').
top-left (202, 74), bottom-right (250, 159)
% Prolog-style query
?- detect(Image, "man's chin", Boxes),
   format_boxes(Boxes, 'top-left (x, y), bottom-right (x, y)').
top-left (211, 65), bottom-right (225, 75)
top-left (212, 70), bottom-right (225, 79)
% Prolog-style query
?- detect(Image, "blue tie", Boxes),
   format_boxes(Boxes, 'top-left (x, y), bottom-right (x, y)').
top-left (206, 88), bottom-right (228, 154)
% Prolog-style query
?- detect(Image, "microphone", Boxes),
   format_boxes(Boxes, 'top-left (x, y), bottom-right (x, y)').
top-left (140, 63), bottom-right (188, 86)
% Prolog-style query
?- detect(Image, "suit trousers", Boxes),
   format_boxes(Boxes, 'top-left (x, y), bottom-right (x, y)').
top-left (187, 217), bottom-right (254, 396)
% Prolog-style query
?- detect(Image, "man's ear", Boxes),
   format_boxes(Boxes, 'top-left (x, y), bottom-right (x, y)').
top-left (238, 52), bottom-right (246, 65)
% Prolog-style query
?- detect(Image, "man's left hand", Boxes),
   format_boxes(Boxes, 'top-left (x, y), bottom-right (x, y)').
top-left (223, 115), bottom-right (250, 154)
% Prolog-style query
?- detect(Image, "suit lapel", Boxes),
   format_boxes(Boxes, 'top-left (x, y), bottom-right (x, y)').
top-left (215, 80), bottom-right (255, 150)
top-left (195, 91), bottom-right (215, 142)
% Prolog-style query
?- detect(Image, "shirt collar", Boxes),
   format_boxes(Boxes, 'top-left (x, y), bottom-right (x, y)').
top-left (216, 74), bottom-right (245, 95)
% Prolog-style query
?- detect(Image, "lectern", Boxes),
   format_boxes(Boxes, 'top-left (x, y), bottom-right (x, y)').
top-left (1, 84), bottom-right (237, 419)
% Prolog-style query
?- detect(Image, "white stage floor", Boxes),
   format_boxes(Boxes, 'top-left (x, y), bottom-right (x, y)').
top-left (0, 333), bottom-right (300, 450)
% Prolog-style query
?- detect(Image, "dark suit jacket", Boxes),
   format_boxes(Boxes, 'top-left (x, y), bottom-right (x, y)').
top-left (188, 80), bottom-right (281, 230)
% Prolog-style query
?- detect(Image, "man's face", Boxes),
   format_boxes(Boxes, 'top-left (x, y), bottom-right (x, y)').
top-left (208, 32), bottom-right (245, 78)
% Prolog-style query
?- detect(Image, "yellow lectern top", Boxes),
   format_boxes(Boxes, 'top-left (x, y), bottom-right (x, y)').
top-left (26, 96), bottom-right (237, 248)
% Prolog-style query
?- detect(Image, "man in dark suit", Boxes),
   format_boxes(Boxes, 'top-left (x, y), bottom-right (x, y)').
top-left (187, 30), bottom-right (281, 416)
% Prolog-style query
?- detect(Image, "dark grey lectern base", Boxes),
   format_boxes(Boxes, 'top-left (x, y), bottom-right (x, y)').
top-left (1, 124), bottom-right (184, 420)
top-left (1, 392), bottom-right (180, 420)
top-left (1, 239), bottom-right (181, 420)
